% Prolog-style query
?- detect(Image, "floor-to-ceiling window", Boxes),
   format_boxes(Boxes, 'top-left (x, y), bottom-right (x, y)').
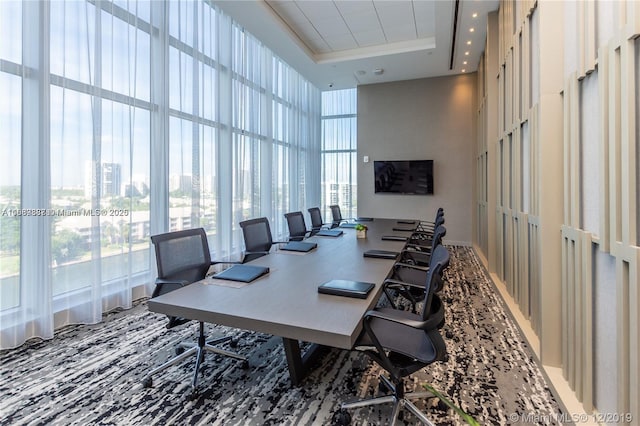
top-left (0, 1), bottom-right (22, 314)
top-left (321, 88), bottom-right (357, 220)
top-left (0, 0), bottom-right (320, 350)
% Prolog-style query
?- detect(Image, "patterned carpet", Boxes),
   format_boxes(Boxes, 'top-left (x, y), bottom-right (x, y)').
top-left (0, 247), bottom-right (564, 425)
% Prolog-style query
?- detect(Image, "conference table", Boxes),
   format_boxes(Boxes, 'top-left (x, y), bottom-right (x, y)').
top-left (147, 218), bottom-right (414, 385)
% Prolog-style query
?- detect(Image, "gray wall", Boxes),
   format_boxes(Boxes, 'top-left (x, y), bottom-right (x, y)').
top-left (357, 75), bottom-right (476, 244)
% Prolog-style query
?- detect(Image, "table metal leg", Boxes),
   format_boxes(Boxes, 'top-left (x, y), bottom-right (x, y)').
top-left (281, 338), bottom-right (328, 385)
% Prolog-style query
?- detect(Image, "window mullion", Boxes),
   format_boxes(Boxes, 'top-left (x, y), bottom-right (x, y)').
top-left (20, 0), bottom-right (53, 329)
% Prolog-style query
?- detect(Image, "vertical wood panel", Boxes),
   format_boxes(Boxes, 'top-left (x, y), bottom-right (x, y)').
top-left (529, 218), bottom-right (540, 335)
top-left (599, 46), bottom-right (611, 252)
top-left (577, 1), bottom-right (597, 78)
top-left (631, 248), bottom-right (640, 420)
top-left (570, 75), bottom-right (580, 228)
top-left (585, 1), bottom-right (596, 73)
top-left (513, 127), bottom-right (520, 211)
top-left (609, 43), bottom-right (622, 245)
top-left (577, 0), bottom-right (586, 77)
top-left (621, 37), bottom-right (637, 246)
top-left (562, 74), bottom-right (580, 229)
top-left (617, 256), bottom-right (630, 414)
top-left (532, 105), bottom-right (539, 216)
top-left (519, 212), bottom-right (530, 316)
top-left (561, 227), bottom-right (593, 410)
top-left (581, 233), bottom-right (593, 412)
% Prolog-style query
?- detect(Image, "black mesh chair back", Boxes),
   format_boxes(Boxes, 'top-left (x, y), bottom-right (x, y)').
top-left (284, 211), bottom-right (308, 241)
top-left (239, 217), bottom-right (276, 262)
top-left (329, 205), bottom-right (343, 223)
top-left (420, 245), bottom-right (449, 320)
top-left (151, 228), bottom-right (211, 297)
top-left (430, 225), bottom-right (446, 251)
top-left (307, 207), bottom-right (325, 231)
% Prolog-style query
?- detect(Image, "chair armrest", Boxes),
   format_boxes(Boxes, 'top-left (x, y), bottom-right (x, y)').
top-left (407, 234), bottom-right (434, 243)
top-left (155, 278), bottom-right (189, 286)
top-left (152, 279), bottom-right (189, 298)
top-left (411, 228), bottom-right (435, 234)
top-left (211, 259), bottom-right (243, 265)
top-left (288, 231), bottom-right (313, 241)
top-left (393, 262), bottom-right (430, 272)
top-left (244, 250), bottom-right (270, 256)
top-left (417, 221), bottom-right (436, 231)
top-left (405, 243), bottom-right (433, 251)
top-left (383, 278), bottom-right (425, 291)
top-left (364, 305), bottom-right (443, 331)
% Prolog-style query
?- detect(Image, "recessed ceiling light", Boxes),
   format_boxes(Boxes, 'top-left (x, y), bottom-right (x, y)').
top-left (373, 68), bottom-right (384, 75)
top-left (463, 61), bottom-right (467, 65)
top-left (470, 28), bottom-right (475, 32)
top-left (467, 41), bottom-right (472, 45)
top-left (465, 51), bottom-right (470, 55)
top-left (472, 13), bottom-right (478, 18)
top-left (462, 69), bottom-right (466, 72)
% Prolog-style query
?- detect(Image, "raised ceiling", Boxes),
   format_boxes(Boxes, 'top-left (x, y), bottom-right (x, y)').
top-left (214, 0), bottom-right (499, 90)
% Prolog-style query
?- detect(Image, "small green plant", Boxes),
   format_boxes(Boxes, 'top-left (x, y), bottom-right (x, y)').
top-left (355, 223), bottom-right (368, 231)
top-left (422, 383), bottom-right (481, 426)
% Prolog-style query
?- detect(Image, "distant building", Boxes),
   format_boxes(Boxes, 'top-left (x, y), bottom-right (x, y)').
top-left (84, 161), bottom-right (122, 198)
top-left (102, 163), bottom-right (121, 196)
top-left (169, 174), bottom-right (192, 193)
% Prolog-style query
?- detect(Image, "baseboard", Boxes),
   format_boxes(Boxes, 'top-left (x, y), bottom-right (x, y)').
top-left (445, 239), bottom-right (472, 247)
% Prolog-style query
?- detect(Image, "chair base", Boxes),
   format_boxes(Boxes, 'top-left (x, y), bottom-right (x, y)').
top-left (142, 323), bottom-right (247, 397)
top-left (337, 375), bottom-right (436, 426)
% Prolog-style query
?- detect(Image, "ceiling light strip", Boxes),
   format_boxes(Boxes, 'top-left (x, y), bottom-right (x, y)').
top-left (449, 0), bottom-right (460, 70)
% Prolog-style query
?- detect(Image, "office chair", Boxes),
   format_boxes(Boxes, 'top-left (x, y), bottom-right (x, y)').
top-left (415, 208), bottom-right (444, 233)
top-left (284, 211), bottom-right (311, 241)
top-left (329, 204), bottom-right (344, 224)
top-left (143, 228), bottom-right (248, 397)
top-left (333, 245), bottom-right (450, 426)
top-left (308, 207), bottom-right (332, 233)
top-left (239, 217), bottom-right (287, 262)
top-left (402, 224), bottom-right (447, 268)
top-left (330, 205), bottom-right (354, 227)
top-left (383, 226), bottom-right (447, 312)
top-left (410, 213), bottom-right (445, 243)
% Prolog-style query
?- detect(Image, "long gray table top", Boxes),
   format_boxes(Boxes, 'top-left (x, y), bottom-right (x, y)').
top-left (147, 218), bottom-right (411, 349)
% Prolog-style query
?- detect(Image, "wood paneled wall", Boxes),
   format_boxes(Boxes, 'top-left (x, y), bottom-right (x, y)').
top-left (475, 0), bottom-right (640, 416)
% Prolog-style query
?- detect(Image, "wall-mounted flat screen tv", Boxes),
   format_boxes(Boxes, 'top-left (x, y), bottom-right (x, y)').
top-left (374, 160), bottom-right (434, 195)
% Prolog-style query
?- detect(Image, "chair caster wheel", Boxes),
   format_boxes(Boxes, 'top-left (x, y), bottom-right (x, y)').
top-left (331, 410), bottom-right (351, 425)
top-left (241, 360), bottom-right (250, 369)
top-left (189, 390), bottom-right (199, 401)
top-left (229, 338), bottom-right (239, 348)
top-left (142, 377), bottom-right (152, 388)
top-left (175, 346), bottom-right (186, 355)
